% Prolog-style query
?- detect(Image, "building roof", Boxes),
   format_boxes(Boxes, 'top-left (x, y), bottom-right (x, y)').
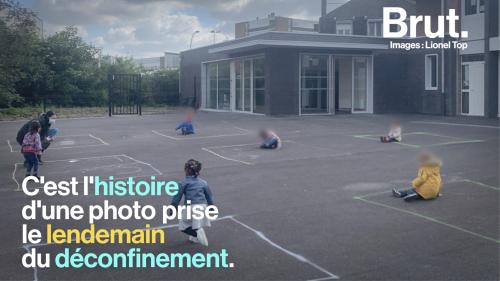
top-left (183, 31), bottom-right (413, 54)
top-left (325, 0), bottom-right (416, 21)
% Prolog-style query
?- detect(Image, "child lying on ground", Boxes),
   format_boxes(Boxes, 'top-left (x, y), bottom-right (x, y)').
top-left (175, 111), bottom-right (195, 135)
top-left (381, 121), bottom-right (402, 143)
top-left (393, 151), bottom-right (442, 202)
top-left (259, 129), bottom-right (281, 149)
top-left (169, 159), bottom-right (214, 246)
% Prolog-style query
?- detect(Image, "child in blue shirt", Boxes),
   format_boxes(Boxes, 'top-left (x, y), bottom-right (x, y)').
top-left (175, 112), bottom-right (195, 135)
top-left (170, 159), bottom-right (214, 246)
top-left (259, 129), bottom-right (281, 149)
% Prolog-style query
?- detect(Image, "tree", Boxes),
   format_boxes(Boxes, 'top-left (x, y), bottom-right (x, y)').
top-left (0, 0), bottom-right (44, 107)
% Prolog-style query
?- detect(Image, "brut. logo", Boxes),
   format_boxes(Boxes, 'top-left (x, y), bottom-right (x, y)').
top-left (383, 7), bottom-right (468, 39)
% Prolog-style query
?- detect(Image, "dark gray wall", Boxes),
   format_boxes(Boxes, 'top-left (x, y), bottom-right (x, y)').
top-left (265, 48), bottom-right (300, 115)
top-left (373, 53), bottom-right (414, 113)
top-left (485, 0), bottom-right (499, 117)
top-left (179, 46), bottom-right (229, 107)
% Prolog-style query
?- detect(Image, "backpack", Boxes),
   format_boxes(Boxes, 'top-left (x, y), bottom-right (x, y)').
top-left (21, 133), bottom-right (38, 154)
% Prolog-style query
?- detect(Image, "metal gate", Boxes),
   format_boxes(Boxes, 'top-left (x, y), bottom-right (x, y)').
top-left (108, 74), bottom-right (142, 116)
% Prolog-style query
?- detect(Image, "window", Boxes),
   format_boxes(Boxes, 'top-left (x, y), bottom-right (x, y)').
top-left (461, 64), bottom-right (470, 114)
top-left (367, 21), bottom-right (382, 37)
top-left (300, 54), bottom-right (329, 114)
top-left (425, 54), bottom-right (439, 90)
top-left (205, 61), bottom-right (231, 110)
top-left (336, 22), bottom-right (352, 35)
top-left (465, 0), bottom-right (485, 15)
top-left (253, 58), bottom-right (266, 114)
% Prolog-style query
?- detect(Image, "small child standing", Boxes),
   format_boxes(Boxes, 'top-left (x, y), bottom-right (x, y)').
top-left (259, 129), bottom-right (281, 149)
top-left (170, 159), bottom-right (214, 246)
top-left (21, 121), bottom-right (43, 178)
top-left (393, 151), bottom-right (442, 202)
top-left (175, 111), bottom-right (195, 135)
top-left (381, 121), bottom-right (402, 143)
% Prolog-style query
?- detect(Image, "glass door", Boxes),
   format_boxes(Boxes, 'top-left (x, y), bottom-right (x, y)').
top-left (243, 60), bottom-right (252, 112)
top-left (300, 54), bottom-right (329, 114)
top-left (352, 57), bottom-right (368, 112)
top-left (461, 62), bottom-right (485, 116)
top-left (235, 61), bottom-right (243, 111)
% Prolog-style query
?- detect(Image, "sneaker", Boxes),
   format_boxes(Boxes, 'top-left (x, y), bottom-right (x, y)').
top-left (189, 236), bottom-right (199, 243)
top-left (196, 228), bottom-right (208, 247)
top-left (392, 188), bottom-right (402, 198)
top-left (403, 193), bottom-right (420, 202)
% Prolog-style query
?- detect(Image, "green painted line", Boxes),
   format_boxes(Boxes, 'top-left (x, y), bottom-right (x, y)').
top-left (355, 190), bottom-right (391, 199)
top-left (354, 196), bottom-right (500, 244)
top-left (427, 140), bottom-right (485, 147)
top-left (409, 132), bottom-right (464, 140)
top-left (352, 135), bottom-right (421, 148)
top-left (461, 179), bottom-right (500, 191)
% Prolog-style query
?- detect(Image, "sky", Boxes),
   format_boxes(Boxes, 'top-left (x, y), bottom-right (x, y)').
top-left (19, 0), bottom-right (348, 58)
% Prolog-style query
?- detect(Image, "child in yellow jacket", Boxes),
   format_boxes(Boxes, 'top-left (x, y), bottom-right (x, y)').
top-left (392, 151), bottom-right (442, 202)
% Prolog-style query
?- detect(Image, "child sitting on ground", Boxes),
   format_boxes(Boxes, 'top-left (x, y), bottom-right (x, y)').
top-left (380, 121), bottom-right (402, 143)
top-left (259, 129), bottom-right (281, 149)
top-left (170, 159), bottom-right (214, 246)
top-left (175, 111), bottom-right (195, 135)
top-left (21, 121), bottom-right (43, 179)
top-left (393, 151), bottom-right (442, 202)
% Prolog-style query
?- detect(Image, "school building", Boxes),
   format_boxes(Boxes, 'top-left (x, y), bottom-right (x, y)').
top-left (179, 0), bottom-right (499, 117)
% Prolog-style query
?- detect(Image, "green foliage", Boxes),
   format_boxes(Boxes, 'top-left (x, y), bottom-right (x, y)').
top-left (0, 1), bottom-right (179, 110)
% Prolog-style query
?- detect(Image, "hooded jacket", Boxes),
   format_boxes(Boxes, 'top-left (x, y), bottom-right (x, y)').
top-left (412, 157), bottom-right (442, 199)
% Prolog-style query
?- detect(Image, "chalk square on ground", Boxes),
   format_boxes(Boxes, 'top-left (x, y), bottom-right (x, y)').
top-left (203, 141), bottom-right (336, 166)
top-left (354, 132), bottom-right (483, 148)
top-left (356, 180), bottom-right (499, 243)
top-left (152, 126), bottom-right (250, 140)
top-left (13, 155), bottom-right (161, 190)
top-left (8, 134), bottom-right (108, 152)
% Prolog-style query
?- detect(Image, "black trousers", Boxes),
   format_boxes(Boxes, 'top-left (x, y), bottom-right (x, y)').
top-left (182, 227), bottom-right (197, 237)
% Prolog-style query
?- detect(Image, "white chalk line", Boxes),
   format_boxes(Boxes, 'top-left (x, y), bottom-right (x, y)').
top-left (12, 154), bottom-right (162, 191)
top-left (7, 134), bottom-right (108, 153)
top-left (88, 134), bottom-right (109, 146)
top-left (120, 154), bottom-right (163, 176)
top-left (205, 140), bottom-right (294, 150)
top-left (7, 139), bottom-right (14, 152)
top-left (412, 121), bottom-right (500, 129)
top-left (202, 147), bottom-right (253, 166)
top-left (152, 127), bottom-right (249, 141)
top-left (229, 217), bottom-right (339, 280)
top-left (151, 130), bottom-right (178, 140)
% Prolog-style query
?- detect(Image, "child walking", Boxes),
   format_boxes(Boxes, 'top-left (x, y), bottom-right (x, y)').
top-left (175, 111), bottom-right (195, 135)
top-left (393, 151), bottom-right (442, 202)
top-left (170, 159), bottom-right (214, 246)
top-left (381, 121), bottom-right (402, 143)
top-left (21, 121), bottom-right (43, 178)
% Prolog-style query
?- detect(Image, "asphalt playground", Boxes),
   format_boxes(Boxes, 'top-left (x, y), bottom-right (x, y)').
top-left (0, 112), bottom-right (498, 280)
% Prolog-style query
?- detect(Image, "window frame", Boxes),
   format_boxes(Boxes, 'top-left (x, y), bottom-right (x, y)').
top-left (336, 21), bottom-right (353, 36)
top-left (464, 0), bottom-right (485, 15)
top-left (367, 20), bottom-right (383, 37)
top-left (425, 54), bottom-right (439, 91)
